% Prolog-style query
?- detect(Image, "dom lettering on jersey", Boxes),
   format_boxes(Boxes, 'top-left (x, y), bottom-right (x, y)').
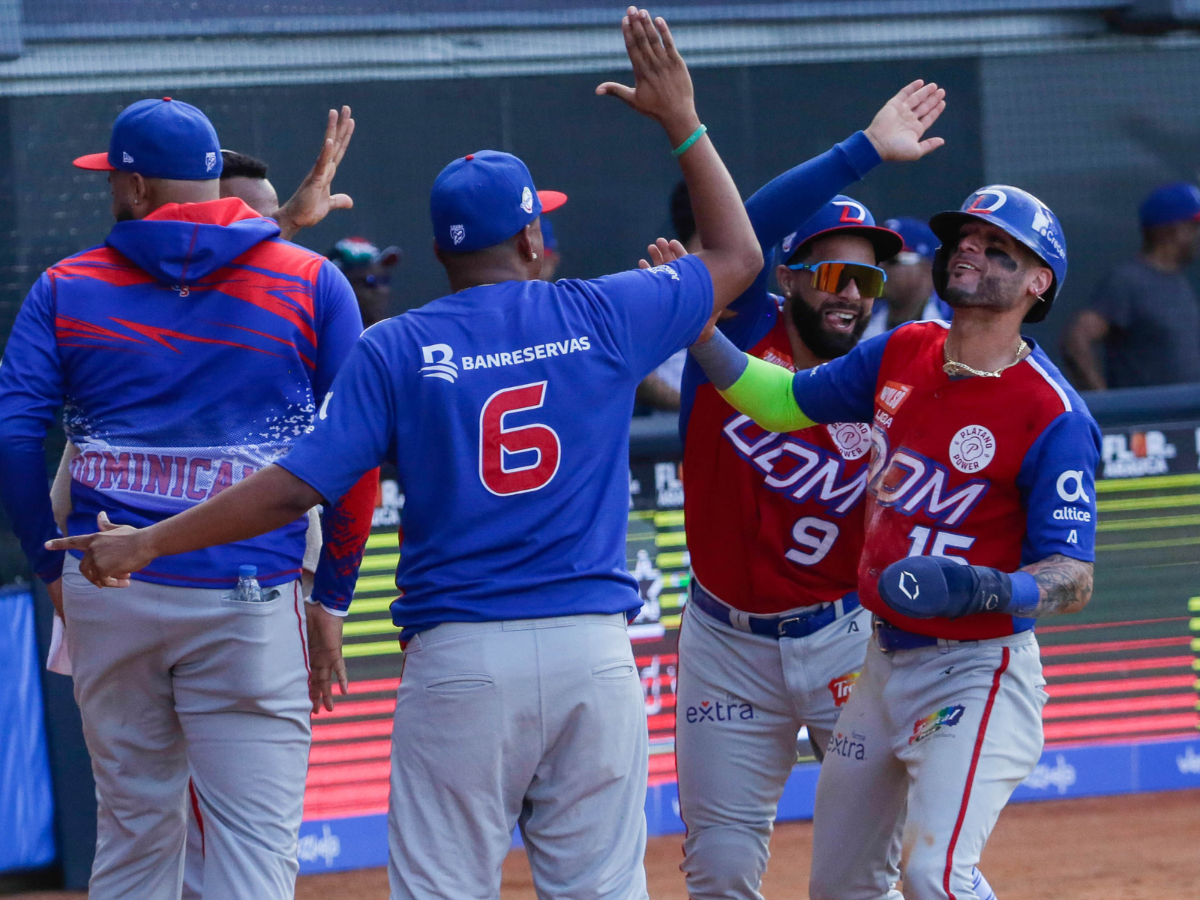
top-left (721, 414), bottom-right (869, 516)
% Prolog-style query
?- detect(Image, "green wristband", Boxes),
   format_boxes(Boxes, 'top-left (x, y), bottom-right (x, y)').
top-left (671, 124), bottom-right (708, 158)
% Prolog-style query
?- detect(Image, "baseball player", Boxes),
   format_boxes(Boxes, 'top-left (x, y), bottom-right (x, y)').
top-left (48, 9), bottom-right (763, 900)
top-left (670, 80), bottom-right (947, 900)
top-left (0, 98), bottom-right (376, 899)
top-left (686, 184), bottom-right (1099, 899)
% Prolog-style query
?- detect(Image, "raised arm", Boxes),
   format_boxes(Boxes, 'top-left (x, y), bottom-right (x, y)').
top-left (273, 106), bottom-right (356, 241)
top-left (598, 7), bottom-right (761, 313)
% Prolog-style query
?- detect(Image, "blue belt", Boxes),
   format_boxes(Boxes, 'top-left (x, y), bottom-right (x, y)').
top-left (872, 615), bottom-right (1035, 653)
top-left (689, 581), bottom-right (859, 640)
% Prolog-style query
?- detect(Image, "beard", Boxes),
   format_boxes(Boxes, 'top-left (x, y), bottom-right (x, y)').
top-left (789, 296), bottom-right (868, 360)
top-left (941, 272), bottom-right (1015, 311)
top-left (113, 203), bottom-right (138, 223)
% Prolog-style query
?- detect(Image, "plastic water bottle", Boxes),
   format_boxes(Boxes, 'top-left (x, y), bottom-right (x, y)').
top-left (231, 564), bottom-right (263, 603)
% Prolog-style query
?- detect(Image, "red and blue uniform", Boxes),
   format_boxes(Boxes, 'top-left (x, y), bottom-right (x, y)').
top-left (680, 130), bottom-right (881, 614)
top-left (792, 320), bottom-right (1101, 639)
top-left (0, 197), bottom-right (374, 608)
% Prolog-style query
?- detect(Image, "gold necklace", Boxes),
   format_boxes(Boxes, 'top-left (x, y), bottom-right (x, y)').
top-left (943, 338), bottom-right (1027, 378)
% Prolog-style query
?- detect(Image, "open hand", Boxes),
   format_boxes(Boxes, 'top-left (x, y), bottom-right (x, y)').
top-left (596, 8), bottom-right (699, 138)
top-left (307, 603), bottom-right (349, 714)
top-left (44, 511), bottom-right (148, 588)
top-left (638, 237), bottom-right (689, 269)
top-left (274, 106), bottom-right (356, 240)
top-left (863, 80), bottom-right (946, 162)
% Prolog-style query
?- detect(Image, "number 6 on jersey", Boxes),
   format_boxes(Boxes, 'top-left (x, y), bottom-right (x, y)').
top-left (479, 381), bottom-right (561, 496)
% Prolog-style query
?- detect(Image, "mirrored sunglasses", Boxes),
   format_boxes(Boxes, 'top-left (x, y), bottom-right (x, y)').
top-left (787, 259), bottom-right (887, 298)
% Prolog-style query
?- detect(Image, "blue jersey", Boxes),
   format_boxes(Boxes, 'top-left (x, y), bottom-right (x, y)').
top-left (280, 256), bottom-right (713, 635)
top-left (0, 198), bottom-right (370, 603)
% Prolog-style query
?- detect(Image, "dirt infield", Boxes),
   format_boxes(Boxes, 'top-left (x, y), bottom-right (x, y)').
top-left (17, 789), bottom-right (1199, 899)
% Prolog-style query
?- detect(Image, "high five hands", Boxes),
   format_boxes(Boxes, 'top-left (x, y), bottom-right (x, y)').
top-left (596, 7), bottom-right (699, 138)
top-left (274, 106), bottom-right (356, 240)
top-left (863, 80), bottom-right (946, 162)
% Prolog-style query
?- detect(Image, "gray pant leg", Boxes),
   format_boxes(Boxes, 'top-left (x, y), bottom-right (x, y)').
top-left (387, 620), bottom-right (538, 900)
top-left (520, 616), bottom-right (649, 900)
top-left (63, 558), bottom-right (188, 900)
top-left (181, 782), bottom-right (204, 900)
top-left (676, 605), bottom-right (800, 900)
top-left (809, 639), bottom-right (906, 900)
top-left (896, 634), bottom-right (1046, 900)
top-left (174, 581), bottom-right (312, 900)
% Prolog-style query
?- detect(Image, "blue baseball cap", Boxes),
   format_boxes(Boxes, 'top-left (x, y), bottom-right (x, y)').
top-left (1139, 182), bottom-right (1200, 228)
top-left (74, 98), bottom-right (222, 181)
top-left (883, 217), bottom-right (938, 262)
top-left (431, 150), bottom-right (567, 253)
top-left (780, 195), bottom-right (903, 265)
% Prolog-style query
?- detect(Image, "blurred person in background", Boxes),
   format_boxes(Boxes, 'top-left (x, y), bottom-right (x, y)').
top-left (327, 237), bottom-right (402, 327)
top-left (1063, 181), bottom-right (1200, 389)
top-left (538, 214), bottom-right (563, 279)
top-left (219, 149), bottom-right (278, 215)
top-left (861, 215), bottom-right (951, 339)
top-left (635, 179), bottom-right (701, 411)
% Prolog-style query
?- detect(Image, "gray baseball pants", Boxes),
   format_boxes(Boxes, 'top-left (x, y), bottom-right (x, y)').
top-left (675, 593), bottom-right (874, 900)
top-left (809, 629), bottom-right (1046, 900)
top-left (62, 556), bottom-right (312, 900)
top-left (386, 612), bottom-right (649, 900)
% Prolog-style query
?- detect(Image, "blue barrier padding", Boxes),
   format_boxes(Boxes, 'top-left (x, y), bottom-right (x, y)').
top-left (297, 734), bottom-right (1200, 875)
top-left (0, 584), bottom-right (57, 872)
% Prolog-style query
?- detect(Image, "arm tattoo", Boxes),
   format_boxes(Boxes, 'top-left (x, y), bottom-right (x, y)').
top-left (1020, 554), bottom-right (1094, 617)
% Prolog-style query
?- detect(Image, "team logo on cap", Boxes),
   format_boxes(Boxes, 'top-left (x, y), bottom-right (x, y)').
top-left (521, 186), bottom-right (533, 214)
top-left (965, 189), bottom-right (1007, 215)
top-left (122, 151), bottom-right (134, 164)
top-left (450, 224), bottom-right (465, 245)
top-left (781, 231), bottom-right (799, 254)
top-left (205, 151), bottom-right (216, 172)
top-left (834, 199), bottom-right (867, 224)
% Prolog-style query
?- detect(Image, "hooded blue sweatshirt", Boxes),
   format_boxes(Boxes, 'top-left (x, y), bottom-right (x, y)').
top-left (0, 197), bottom-right (372, 607)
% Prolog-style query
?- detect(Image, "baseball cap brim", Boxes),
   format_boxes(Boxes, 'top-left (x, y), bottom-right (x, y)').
top-left (73, 152), bottom-right (116, 171)
top-left (789, 225), bottom-right (904, 265)
top-left (538, 190), bottom-right (568, 213)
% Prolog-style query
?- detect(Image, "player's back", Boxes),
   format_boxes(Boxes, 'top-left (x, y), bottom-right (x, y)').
top-left (10, 197), bottom-right (363, 586)
top-left (334, 257), bottom-right (712, 634)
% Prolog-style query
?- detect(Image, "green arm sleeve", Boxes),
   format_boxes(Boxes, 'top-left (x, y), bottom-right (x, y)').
top-left (720, 354), bottom-right (815, 433)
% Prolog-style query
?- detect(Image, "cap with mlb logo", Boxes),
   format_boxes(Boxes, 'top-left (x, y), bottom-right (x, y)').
top-left (73, 98), bottom-right (223, 181)
top-left (430, 150), bottom-right (567, 253)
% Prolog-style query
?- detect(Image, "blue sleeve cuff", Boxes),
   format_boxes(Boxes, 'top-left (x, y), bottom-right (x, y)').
top-left (836, 130), bottom-right (883, 178)
top-left (1008, 570), bottom-right (1041, 616)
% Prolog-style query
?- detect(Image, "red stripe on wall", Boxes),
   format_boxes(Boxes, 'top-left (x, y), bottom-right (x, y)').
top-left (1042, 656), bottom-right (1194, 678)
top-left (1038, 636), bottom-right (1190, 657)
top-left (1046, 674), bottom-right (1197, 698)
top-left (1044, 713), bottom-right (1199, 742)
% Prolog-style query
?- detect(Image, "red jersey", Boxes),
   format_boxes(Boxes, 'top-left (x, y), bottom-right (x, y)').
top-left (792, 321), bottom-right (1101, 640)
top-left (681, 310), bottom-right (868, 615)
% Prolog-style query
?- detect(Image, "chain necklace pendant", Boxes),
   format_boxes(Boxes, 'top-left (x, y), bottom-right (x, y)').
top-left (943, 339), bottom-right (1027, 378)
